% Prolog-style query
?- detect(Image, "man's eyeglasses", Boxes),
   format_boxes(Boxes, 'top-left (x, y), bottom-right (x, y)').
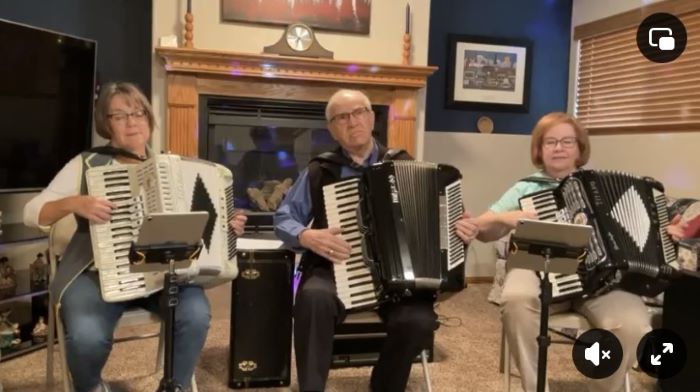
top-left (330, 107), bottom-right (371, 124)
top-left (542, 136), bottom-right (577, 149)
top-left (107, 110), bottom-right (147, 123)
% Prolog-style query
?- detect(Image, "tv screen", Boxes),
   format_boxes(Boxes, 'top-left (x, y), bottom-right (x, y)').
top-left (0, 18), bottom-right (95, 191)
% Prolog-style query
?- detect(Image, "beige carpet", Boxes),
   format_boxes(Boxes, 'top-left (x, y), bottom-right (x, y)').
top-left (0, 284), bottom-right (656, 392)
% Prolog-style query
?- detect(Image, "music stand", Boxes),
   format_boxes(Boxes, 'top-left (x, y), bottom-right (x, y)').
top-left (128, 212), bottom-right (209, 392)
top-left (507, 219), bottom-right (592, 392)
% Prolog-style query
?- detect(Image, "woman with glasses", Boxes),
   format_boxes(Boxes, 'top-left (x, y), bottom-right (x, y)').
top-left (455, 112), bottom-right (651, 392)
top-left (24, 82), bottom-right (246, 392)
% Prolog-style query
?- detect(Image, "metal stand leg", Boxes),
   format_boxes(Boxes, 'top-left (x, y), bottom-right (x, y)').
top-left (157, 259), bottom-right (182, 392)
top-left (536, 252), bottom-right (552, 392)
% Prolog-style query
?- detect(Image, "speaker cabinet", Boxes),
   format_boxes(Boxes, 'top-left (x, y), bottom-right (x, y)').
top-left (228, 249), bottom-right (294, 388)
top-left (659, 272), bottom-right (700, 392)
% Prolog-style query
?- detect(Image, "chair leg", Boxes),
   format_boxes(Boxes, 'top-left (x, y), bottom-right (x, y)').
top-left (499, 327), bottom-right (505, 373)
top-left (503, 331), bottom-right (511, 392)
top-left (624, 371), bottom-right (631, 392)
top-left (55, 304), bottom-right (74, 392)
top-left (191, 374), bottom-right (198, 392)
top-left (420, 349), bottom-right (432, 392)
top-left (47, 299), bottom-right (55, 388)
top-left (156, 322), bottom-right (165, 373)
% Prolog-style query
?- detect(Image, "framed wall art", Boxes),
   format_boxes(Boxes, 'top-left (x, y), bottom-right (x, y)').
top-left (221, 0), bottom-right (371, 34)
top-left (445, 35), bottom-right (532, 112)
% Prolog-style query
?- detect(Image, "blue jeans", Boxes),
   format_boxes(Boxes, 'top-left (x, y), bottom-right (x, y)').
top-left (60, 271), bottom-right (211, 392)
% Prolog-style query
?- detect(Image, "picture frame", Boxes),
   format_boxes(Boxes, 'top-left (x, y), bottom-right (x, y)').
top-left (221, 0), bottom-right (371, 35)
top-left (445, 35), bottom-right (532, 112)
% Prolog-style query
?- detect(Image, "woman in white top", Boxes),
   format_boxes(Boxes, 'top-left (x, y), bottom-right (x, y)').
top-left (24, 82), bottom-right (246, 392)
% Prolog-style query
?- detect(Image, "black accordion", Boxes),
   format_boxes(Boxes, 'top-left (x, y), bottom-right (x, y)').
top-left (519, 169), bottom-right (677, 301)
top-left (323, 160), bottom-right (466, 311)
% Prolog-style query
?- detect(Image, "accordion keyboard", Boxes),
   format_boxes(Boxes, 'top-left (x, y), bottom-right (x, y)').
top-left (519, 189), bottom-right (585, 301)
top-left (441, 180), bottom-right (466, 271)
top-left (323, 178), bottom-right (378, 311)
top-left (654, 190), bottom-right (678, 265)
top-left (86, 165), bottom-right (161, 302)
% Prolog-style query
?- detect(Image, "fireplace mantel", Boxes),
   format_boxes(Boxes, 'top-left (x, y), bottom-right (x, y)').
top-left (156, 47), bottom-right (437, 157)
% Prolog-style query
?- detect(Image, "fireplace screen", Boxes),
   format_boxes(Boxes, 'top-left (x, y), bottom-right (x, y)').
top-left (200, 96), bottom-right (388, 217)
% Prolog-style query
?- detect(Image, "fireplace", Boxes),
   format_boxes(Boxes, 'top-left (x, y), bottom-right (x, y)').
top-left (199, 95), bottom-right (388, 223)
top-left (156, 47), bottom-right (436, 227)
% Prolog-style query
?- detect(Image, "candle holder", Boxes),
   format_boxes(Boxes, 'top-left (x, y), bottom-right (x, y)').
top-left (184, 12), bottom-right (194, 48)
top-left (402, 33), bottom-right (411, 65)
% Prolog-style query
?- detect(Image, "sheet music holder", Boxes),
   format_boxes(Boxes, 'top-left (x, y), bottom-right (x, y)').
top-left (508, 219), bottom-right (592, 274)
top-left (507, 219), bottom-right (592, 392)
top-left (128, 211), bottom-right (208, 392)
top-left (128, 212), bottom-right (208, 272)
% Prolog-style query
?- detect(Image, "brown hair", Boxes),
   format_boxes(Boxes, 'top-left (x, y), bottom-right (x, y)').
top-left (530, 112), bottom-right (590, 169)
top-left (94, 82), bottom-right (155, 140)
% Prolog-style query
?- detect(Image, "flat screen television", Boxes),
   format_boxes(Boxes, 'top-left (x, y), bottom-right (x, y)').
top-left (0, 18), bottom-right (95, 192)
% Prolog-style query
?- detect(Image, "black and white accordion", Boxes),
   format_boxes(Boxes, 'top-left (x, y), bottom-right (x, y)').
top-left (323, 160), bottom-right (466, 311)
top-left (86, 154), bottom-right (238, 302)
top-left (519, 169), bottom-right (677, 302)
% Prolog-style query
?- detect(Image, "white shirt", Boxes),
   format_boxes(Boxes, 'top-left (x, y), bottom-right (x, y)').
top-left (23, 154), bottom-right (83, 230)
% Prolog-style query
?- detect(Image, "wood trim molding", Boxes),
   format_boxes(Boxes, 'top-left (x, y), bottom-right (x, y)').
top-left (574, 0), bottom-right (700, 41)
top-left (156, 47), bottom-right (437, 157)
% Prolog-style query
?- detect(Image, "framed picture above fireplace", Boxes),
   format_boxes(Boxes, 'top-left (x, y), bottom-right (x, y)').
top-left (221, 0), bottom-right (371, 34)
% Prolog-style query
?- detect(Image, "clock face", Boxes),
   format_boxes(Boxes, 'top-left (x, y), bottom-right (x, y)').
top-left (286, 24), bottom-right (313, 52)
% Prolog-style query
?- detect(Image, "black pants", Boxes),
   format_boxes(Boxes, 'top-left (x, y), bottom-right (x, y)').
top-left (294, 266), bottom-right (437, 392)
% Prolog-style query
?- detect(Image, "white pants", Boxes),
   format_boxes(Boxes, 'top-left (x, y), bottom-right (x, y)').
top-left (501, 268), bottom-right (651, 392)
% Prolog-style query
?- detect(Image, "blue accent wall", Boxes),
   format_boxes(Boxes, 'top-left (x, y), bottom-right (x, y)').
top-left (426, 0), bottom-right (573, 134)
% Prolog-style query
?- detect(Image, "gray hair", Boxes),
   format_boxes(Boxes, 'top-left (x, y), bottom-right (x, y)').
top-left (325, 89), bottom-right (372, 121)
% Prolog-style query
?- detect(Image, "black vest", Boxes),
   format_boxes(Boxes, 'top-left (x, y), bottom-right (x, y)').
top-left (301, 143), bottom-right (412, 270)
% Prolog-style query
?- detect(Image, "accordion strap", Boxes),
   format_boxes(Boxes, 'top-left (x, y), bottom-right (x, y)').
top-left (87, 146), bottom-right (147, 162)
top-left (518, 175), bottom-right (559, 185)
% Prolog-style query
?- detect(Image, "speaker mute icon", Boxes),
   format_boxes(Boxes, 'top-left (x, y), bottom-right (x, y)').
top-left (584, 342), bottom-right (611, 367)
top-left (573, 329), bottom-right (623, 379)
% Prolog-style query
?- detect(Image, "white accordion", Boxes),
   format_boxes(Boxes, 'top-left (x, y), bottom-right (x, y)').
top-left (86, 154), bottom-right (238, 302)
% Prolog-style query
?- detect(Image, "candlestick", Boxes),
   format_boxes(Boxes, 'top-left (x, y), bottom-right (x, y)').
top-left (405, 4), bottom-right (410, 34)
top-left (402, 34), bottom-right (411, 65)
top-left (184, 10), bottom-right (194, 48)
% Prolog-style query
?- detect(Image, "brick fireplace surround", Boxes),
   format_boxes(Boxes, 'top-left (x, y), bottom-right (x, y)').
top-left (155, 47), bottom-right (436, 157)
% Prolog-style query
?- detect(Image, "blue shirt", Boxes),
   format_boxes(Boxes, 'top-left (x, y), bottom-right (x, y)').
top-left (489, 171), bottom-right (558, 213)
top-left (273, 141), bottom-right (380, 249)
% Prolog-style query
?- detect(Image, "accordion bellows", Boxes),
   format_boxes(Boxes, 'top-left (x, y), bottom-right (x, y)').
top-left (323, 160), bottom-right (466, 312)
top-left (86, 154), bottom-right (237, 302)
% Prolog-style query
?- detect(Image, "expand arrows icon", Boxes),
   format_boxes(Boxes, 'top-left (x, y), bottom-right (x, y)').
top-left (651, 355), bottom-right (662, 366)
top-left (663, 343), bottom-right (674, 354)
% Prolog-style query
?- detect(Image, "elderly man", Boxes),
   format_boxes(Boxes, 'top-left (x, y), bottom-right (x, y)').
top-left (274, 89), bottom-right (477, 392)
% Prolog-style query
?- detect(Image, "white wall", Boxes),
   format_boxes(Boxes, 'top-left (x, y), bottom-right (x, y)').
top-left (150, 0), bottom-right (432, 156)
top-left (424, 133), bottom-right (533, 278)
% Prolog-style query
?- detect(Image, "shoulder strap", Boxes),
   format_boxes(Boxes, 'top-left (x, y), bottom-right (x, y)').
top-left (381, 148), bottom-right (412, 161)
top-left (311, 150), bottom-right (352, 167)
top-left (518, 175), bottom-right (559, 185)
top-left (87, 146), bottom-right (146, 162)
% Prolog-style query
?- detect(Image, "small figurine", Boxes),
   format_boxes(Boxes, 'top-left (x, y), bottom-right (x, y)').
top-left (31, 316), bottom-right (48, 344)
top-left (0, 310), bottom-right (18, 349)
top-left (0, 257), bottom-right (16, 299)
top-left (30, 253), bottom-right (49, 291)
